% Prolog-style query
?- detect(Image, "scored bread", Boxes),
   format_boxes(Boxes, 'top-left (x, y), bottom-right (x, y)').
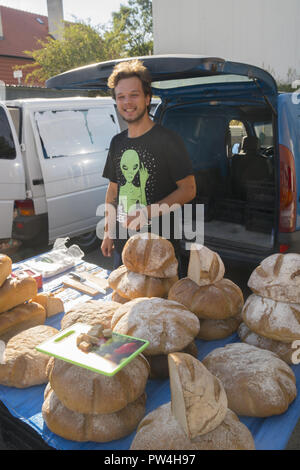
top-left (60, 300), bottom-right (120, 331)
top-left (0, 301), bottom-right (46, 343)
top-left (187, 244), bottom-right (225, 286)
top-left (0, 254), bottom-right (12, 287)
top-left (0, 276), bottom-right (38, 314)
top-left (197, 313), bottom-right (242, 341)
top-left (168, 353), bottom-right (227, 439)
top-left (121, 233), bottom-right (178, 278)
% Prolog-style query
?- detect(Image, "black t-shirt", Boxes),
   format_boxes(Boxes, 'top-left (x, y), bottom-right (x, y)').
top-left (102, 123), bottom-right (194, 254)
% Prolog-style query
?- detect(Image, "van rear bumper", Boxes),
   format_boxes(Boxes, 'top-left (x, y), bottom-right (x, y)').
top-left (277, 231), bottom-right (300, 253)
top-left (12, 214), bottom-right (48, 241)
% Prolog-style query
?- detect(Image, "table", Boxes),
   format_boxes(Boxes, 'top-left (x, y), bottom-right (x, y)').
top-left (0, 258), bottom-right (300, 450)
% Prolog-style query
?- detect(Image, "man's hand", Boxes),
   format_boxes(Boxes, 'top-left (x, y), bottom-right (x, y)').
top-left (101, 237), bottom-right (114, 257)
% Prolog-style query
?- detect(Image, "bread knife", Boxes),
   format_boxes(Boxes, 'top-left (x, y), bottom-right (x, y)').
top-left (68, 272), bottom-right (106, 295)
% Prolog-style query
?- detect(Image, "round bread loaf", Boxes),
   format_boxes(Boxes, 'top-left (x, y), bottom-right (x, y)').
top-left (147, 341), bottom-right (198, 379)
top-left (60, 300), bottom-right (120, 331)
top-left (0, 276), bottom-right (38, 314)
top-left (248, 253), bottom-right (300, 303)
top-left (168, 277), bottom-right (244, 320)
top-left (202, 343), bottom-right (297, 417)
top-left (122, 233), bottom-right (178, 278)
top-left (130, 402), bottom-right (255, 450)
top-left (111, 290), bottom-right (129, 304)
top-left (0, 254), bottom-right (12, 287)
top-left (0, 301), bottom-right (46, 343)
top-left (0, 325), bottom-right (58, 388)
top-left (108, 264), bottom-right (178, 300)
top-left (197, 313), bottom-right (242, 341)
top-left (43, 384), bottom-right (146, 442)
top-left (187, 244), bottom-right (225, 286)
top-left (242, 294), bottom-right (300, 343)
top-left (111, 297), bottom-right (200, 356)
top-left (46, 354), bottom-right (150, 415)
top-left (238, 322), bottom-right (294, 364)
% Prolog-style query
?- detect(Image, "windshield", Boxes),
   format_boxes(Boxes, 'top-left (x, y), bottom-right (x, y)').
top-left (254, 122), bottom-right (273, 148)
top-left (152, 75), bottom-right (252, 90)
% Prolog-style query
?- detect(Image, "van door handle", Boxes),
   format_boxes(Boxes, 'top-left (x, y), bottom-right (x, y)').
top-left (32, 178), bottom-right (44, 186)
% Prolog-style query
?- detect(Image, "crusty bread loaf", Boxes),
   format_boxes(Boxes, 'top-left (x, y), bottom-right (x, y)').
top-left (0, 276), bottom-right (38, 314)
top-left (111, 290), bottom-right (129, 304)
top-left (242, 294), bottom-right (300, 343)
top-left (187, 244), bottom-right (225, 286)
top-left (130, 402), bottom-right (255, 450)
top-left (248, 253), bottom-right (300, 303)
top-left (168, 353), bottom-right (227, 439)
top-left (43, 384), bottom-right (146, 443)
top-left (46, 354), bottom-right (150, 415)
top-left (122, 233), bottom-right (178, 278)
top-left (202, 343), bottom-right (297, 417)
top-left (0, 325), bottom-right (58, 387)
top-left (0, 301), bottom-right (46, 343)
top-left (197, 313), bottom-right (242, 341)
top-left (168, 277), bottom-right (244, 320)
top-left (238, 322), bottom-right (294, 364)
top-left (31, 293), bottom-right (64, 317)
top-left (147, 341), bottom-right (198, 379)
top-left (111, 297), bottom-right (200, 356)
top-left (0, 254), bottom-right (12, 287)
top-left (60, 300), bottom-right (120, 331)
top-left (108, 264), bottom-right (178, 300)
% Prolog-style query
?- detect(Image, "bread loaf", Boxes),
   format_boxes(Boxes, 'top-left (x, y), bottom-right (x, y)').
top-left (31, 293), bottom-right (64, 317)
top-left (111, 297), bottom-right (200, 356)
top-left (0, 276), bottom-right (37, 314)
top-left (0, 301), bottom-right (46, 343)
top-left (242, 294), bottom-right (300, 343)
top-left (60, 300), bottom-right (120, 331)
top-left (187, 244), bottom-right (225, 286)
top-left (0, 254), bottom-right (12, 287)
top-left (46, 354), bottom-right (150, 415)
top-left (108, 264), bottom-right (178, 299)
top-left (147, 341), bottom-right (198, 379)
top-left (43, 384), bottom-right (146, 442)
top-left (168, 277), bottom-right (243, 320)
top-left (202, 343), bottom-right (297, 417)
top-left (122, 233), bottom-right (178, 278)
top-left (197, 313), bottom-right (242, 341)
top-left (238, 322), bottom-right (294, 364)
top-left (248, 253), bottom-right (300, 303)
top-left (0, 325), bottom-right (58, 387)
top-left (130, 403), bottom-right (255, 450)
top-left (168, 353), bottom-right (227, 439)
top-left (111, 291), bottom-right (129, 304)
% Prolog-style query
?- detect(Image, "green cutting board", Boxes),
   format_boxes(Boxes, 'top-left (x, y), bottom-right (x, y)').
top-left (36, 322), bottom-right (149, 376)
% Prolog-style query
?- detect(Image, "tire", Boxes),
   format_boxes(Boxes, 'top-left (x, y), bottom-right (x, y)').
top-left (72, 230), bottom-right (100, 252)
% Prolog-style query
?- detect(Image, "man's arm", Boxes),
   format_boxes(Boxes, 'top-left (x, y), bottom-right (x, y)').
top-left (101, 181), bottom-right (118, 256)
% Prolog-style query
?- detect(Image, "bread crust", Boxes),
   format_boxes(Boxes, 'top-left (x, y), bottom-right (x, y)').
top-left (0, 276), bottom-right (38, 314)
top-left (0, 254), bottom-right (12, 287)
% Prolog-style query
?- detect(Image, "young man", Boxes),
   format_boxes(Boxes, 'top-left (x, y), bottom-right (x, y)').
top-left (101, 59), bottom-right (196, 276)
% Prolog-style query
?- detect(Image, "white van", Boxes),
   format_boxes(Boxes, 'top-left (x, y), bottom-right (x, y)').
top-left (0, 96), bottom-right (122, 249)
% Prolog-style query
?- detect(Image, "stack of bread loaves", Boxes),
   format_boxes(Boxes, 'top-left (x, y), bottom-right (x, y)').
top-left (130, 352), bottom-right (255, 450)
top-left (42, 353), bottom-right (150, 442)
top-left (238, 253), bottom-right (300, 364)
top-left (168, 245), bottom-right (244, 341)
top-left (0, 254), bottom-right (47, 343)
top-left (108, 233), bottom-right (179, 303)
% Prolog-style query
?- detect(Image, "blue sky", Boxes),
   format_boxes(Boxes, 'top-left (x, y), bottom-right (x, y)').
top-left (0, 0), bottom-right (128, 26)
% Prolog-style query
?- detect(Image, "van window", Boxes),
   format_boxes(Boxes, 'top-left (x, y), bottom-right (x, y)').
top-left (0, 107), bottom-right (16, 159)
top-left (254, 122), bottom-right (273, 148)
top-left (35, 108), bottom-right (117, 158)
top-left (229, 120), bottom-right (247, 153)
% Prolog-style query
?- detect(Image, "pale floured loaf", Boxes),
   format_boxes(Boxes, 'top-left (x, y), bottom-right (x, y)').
top-left (43, 384), bottom-right (146, 442)
top-left (60, 300), bottom-right (120, 331)
top-left (168, 277), bottom-right (244, 320)
top-left (248, 253), bottom-right (300, 303)
top-left (197, 313), bottom-right (242, 341)
top-left (0, 301), bottom-right (46, 343)
top-left (238, 322), bottom-right (294, 364)
top-left (0, 276), bottom-right (38, 314)
top-left (108, 264), bottom-right (178, 300)
top-left (187, 244), bottom-right (225, 286)
top-left (111, 297), bottom-right (200, 356)
top-left (242, 293), bottom-right (300, 343)
top-left (121, 233), bottom-right (178, 278)
top-left (46, 354), bottom-right (150, 415)
top-left (130, 402), bottom-right (255, 450)
top-left (168, 353), bottom-right (227, 439)
top-left (0, 325), bottom-right (58, 387)
top-left (0, 254), bottom-right (12, 287)
top-left (202, 343), bottom-right (297, 417)
top-left (111, 290), bottom-right (129, 304)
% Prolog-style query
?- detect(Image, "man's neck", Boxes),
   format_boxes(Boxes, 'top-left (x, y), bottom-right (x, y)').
top-left (127, 115), bottom-right (155, 138)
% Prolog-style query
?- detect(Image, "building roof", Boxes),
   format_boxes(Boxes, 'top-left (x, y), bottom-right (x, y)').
top-left (0, 5), bottom-right (50, 59)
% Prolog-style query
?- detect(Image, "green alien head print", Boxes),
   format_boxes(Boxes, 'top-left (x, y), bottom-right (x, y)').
top-left (119, 149), bottom-right (149, 214)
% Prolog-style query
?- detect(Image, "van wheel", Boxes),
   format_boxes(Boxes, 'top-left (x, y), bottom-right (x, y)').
top-left (72, 231), bottom-right (99, 252)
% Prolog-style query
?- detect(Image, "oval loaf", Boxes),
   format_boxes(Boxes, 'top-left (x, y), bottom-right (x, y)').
top-left (0, 254), bottom-right (12, 287)
top-left (60, 300), bottom-right (120, 331)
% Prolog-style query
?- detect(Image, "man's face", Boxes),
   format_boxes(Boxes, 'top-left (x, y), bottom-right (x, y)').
top-left (115, 76), bottom-right (150, 124)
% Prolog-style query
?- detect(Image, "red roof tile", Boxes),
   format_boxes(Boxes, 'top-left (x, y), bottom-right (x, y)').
top-left (0, 6), bottom-right (50, 58)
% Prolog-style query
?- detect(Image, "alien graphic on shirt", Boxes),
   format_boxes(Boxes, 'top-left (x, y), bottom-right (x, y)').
top-left (118, 149), bottom-right (149, 218)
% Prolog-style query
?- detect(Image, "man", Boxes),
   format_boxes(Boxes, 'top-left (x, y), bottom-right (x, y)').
top-left (101, 59), bottom-right (196, 276)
